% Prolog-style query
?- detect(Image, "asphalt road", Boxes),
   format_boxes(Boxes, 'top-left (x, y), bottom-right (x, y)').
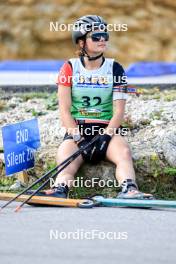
top-left (0, 201), bottom-right (176, 264)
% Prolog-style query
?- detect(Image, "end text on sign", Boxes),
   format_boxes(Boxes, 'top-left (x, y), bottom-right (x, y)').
top-left (16, 129), bottom-right (29, 144)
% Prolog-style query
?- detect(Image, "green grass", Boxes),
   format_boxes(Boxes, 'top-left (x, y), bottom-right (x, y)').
top-left (0, 177), bottom-right (16, 191)
top-left (139, 89), bottom-right (176, 102)
top-left (163, 167), bottom-right (176, 177)
top-left (46, 92), bottom-right (58, 111)
top-left (0, 100), bottom-right (7, 111)
top-left (25, 108), bottom-right (47, 116)
top-left (140, 119), bottom-right (151, 126)
top-left (69, 177), bottom-right (118, 199)
top-left (135, 156), bottom-right (176, 199)
top-left (31, 109), bottom-right (47, 117)
top-left (149, 110), bottom-right (163, 120)
top-left (45, 161), bottom-right (57, 171)
top-left (0, 177), bottom-right (15, 186)
top-left (21, 92), bottom-right (49, 101)
top-left (0, 158), bottom-right (175, 200)
top-left (163, 94), bottom-right (176, 102)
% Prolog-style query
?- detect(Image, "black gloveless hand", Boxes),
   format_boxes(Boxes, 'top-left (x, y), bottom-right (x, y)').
top-left (77, 138), bottom-right (93, 162)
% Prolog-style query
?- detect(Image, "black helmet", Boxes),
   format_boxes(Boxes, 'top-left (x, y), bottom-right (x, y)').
top-left (72, 15), bottom-right (107, 45)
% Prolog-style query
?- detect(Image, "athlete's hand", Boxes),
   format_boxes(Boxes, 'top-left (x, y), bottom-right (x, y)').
top-left (77, 134), bottom-right (112, 163)
top-left (77, 137), bottom-right (93, 162)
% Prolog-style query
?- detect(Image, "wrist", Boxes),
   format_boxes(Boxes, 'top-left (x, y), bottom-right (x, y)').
top-left (76, 136), bottom-right (85, 144)
top-left (104, 127), bottom-right (116, 137)
top-left (72, 133), bottom-right (82, 143)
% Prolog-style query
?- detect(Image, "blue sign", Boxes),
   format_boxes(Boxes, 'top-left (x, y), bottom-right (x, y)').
top-left (2, 119), bottom-right (41, 176)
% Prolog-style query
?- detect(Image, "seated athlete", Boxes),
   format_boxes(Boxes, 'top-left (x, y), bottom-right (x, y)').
top-left (44, 15), bottom-right (153, 200)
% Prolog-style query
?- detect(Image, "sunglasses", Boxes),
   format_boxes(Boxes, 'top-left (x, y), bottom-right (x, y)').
top-left (87, 32), bottom-right (109, 42)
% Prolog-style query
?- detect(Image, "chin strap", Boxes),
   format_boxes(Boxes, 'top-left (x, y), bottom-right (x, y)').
top-left (82, 47), bottom-right (103, 61)
top-left (86, 52), bottom-right (103, 61)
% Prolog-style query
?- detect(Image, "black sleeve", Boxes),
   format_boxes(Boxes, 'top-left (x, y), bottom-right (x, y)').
top-left (68, 60), bottom-right (73, 69)
top-left (113, 61), bottom-right (128, 87)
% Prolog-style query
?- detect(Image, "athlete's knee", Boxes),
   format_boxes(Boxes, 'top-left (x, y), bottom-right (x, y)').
top-left (58, 155), bottom-right (83, 175)
top-left (56, 140), bottom-right (77, 158)
top-left (56, 149), bottom-right (78, 164)
top-left (120, 147), bottom-right (132, 161)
